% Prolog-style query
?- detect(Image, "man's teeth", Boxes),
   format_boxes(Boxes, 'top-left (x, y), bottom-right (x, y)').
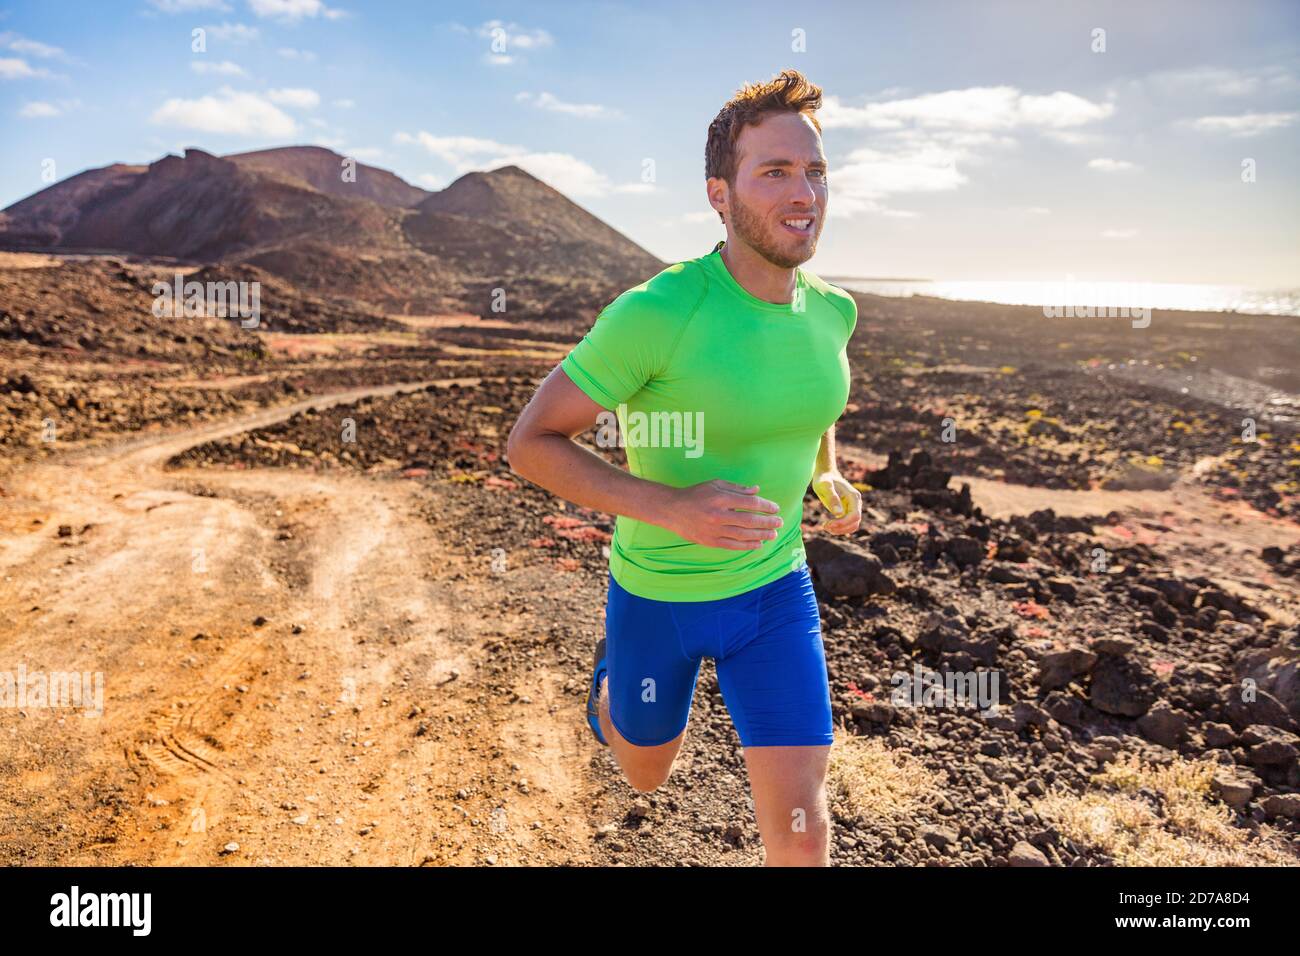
top-left (783, 219), bottom-right (811, 231)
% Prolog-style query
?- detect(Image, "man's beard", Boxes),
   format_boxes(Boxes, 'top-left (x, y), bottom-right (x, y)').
top-left (728, 189), bottom-right (818, 269)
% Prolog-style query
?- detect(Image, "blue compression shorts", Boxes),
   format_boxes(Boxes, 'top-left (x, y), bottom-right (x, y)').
top-left (603, 563), bottom-right (834, 748)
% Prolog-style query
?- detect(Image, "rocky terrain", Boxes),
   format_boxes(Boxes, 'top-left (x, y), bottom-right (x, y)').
top-left (839, 293), bottom-right (1300, 521)
top-left (163, 373), bottom-right (1300, 866)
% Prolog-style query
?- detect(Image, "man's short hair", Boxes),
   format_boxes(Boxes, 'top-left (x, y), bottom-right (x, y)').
top-left (705, 69), bottom-right (824, 223)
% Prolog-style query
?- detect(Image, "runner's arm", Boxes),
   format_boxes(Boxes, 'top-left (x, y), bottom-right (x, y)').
top-left (814, 423), bottom-right (838, 476)
top-left (506, 365), bottom-right (675, 526)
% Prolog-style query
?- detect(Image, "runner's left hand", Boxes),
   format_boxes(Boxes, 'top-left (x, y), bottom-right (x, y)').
top-left (811, 470), bottom-right (861, 535)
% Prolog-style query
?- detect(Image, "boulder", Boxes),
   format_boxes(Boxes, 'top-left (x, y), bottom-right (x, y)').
top-left (1038, 646), bottom-right (1098, 691)
top-left (1089, 655), bottom-right (1159, 717)
top-left (805, 537), bottom-right (897, 597)
top-left (1136, 701), bottom-right (1189, 748)
top-left (1008, 841), bottom-right (1051, 866)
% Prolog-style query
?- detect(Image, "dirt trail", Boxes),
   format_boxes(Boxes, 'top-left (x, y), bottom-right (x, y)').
top-left (0, 381), bottom-right (595, 865)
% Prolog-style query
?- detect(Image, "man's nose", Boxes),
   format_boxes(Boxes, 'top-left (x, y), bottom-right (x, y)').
top-left (787, 172), bottom-right (817, 206)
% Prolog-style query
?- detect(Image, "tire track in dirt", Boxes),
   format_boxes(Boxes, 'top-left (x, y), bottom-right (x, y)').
top-left (0, 381), bottom-right (596, 865)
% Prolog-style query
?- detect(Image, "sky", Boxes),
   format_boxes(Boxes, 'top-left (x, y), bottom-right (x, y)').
top-left (2, 0), bottom-right (1298, 287)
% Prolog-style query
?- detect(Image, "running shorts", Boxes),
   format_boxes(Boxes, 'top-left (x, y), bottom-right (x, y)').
top-left (602, 563), bottom-right (834, 748)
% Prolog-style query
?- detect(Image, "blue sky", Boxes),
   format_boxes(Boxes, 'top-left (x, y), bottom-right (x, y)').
top-left (2, 0), bottom-right (1299, 286)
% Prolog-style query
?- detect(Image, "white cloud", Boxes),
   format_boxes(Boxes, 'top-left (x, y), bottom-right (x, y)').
top-left (0, 33), bottom-right (67, 60)
top-left (192, 59), bottom-right (246, 76)
top-left (395, 131), bottom-right (523, 165)
top-left (277, 47), bottom-right (317, 61)
top-left (249, 0), bottom-right (345, 21)
top-left (394, 130), bottom-right (638, 198)
top-left (476, 19), bottom-right (553, 51)
top-left (482, 152), bottom-right (613, 197)
top-left (840, 144), bottom-right (968, 194)
top-left (1043, 130), bottom-right (1101, 146)
top-left (18, 98), bottom-right (80, 118)
top-left (821, 85), bottom-right (1115, 220)
top-left (516, 91), bottom-right (622, 119)
top-left (1143, 65), bottom-right (1297, 97)
top-left (19, 101), bottom-right (58, 117)
top-left (334, 98), bottom-right (354, 108)
top-left (0, 57), bottom-right (49, 79)
top-left (148, 0), bottom-right (232, 12)
top-left (832, 141), bottom-right (968, 218)
top-left (416, 172), bottom-right (446, 189)
top-left (267, 87), bottom-right (320, 109)
top-left (1015, 91), bottom-right (1115, 128)
top-left (1088, 157), bottom-right (1139, 172)
top-left (206, 22), bottom-right (259, 42)
top-left (149, 86), bottom-right (298, 137)
top-left (485, 54), bottom-right (514, 67)
top-left (822, 86), bottom-right (1113, 132)
top-left (1187, 111), bottom-right (1299, 137)
top-left (1101, 229), bottom-right (1139, 239)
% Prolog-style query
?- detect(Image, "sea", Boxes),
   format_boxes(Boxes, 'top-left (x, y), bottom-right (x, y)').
top-left (825, 278), bottom-right (1300, 318)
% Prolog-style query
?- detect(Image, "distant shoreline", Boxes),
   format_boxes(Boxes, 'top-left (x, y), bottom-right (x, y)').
top-left (824, 276), bottom-right (1300, 318)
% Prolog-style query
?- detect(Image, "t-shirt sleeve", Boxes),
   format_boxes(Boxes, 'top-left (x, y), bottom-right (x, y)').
top-left (560, 290), bottom-right (683, 410)
top-left (820, 281), bottom-right (857, 340)
top-left (834, 287), bottom-right (857, 339)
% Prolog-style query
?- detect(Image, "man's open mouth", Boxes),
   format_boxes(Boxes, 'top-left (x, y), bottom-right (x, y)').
top-left (780, 216), bottom-right (813, 236)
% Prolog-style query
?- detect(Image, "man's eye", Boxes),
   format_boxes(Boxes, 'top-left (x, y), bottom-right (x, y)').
top-left (766, 169), bottom-right (784, 177)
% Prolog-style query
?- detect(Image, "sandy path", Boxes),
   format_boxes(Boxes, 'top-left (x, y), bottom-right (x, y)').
top-left (0, 381), bottom-right (594, 865)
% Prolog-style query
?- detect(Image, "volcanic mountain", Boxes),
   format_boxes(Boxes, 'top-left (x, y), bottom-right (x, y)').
top-left (0, 145), bottom-right (666, 320)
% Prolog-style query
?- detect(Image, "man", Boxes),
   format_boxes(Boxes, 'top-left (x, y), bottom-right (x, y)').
top-left (506, 68), bottom-right (862, 866)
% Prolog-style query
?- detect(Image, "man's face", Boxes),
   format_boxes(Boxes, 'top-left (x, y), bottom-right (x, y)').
top-left (712, 112), bottom-right (828, 268)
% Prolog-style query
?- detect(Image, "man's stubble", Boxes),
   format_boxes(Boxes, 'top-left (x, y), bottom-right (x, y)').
top-left (726, 185), bottom-right (819, 270)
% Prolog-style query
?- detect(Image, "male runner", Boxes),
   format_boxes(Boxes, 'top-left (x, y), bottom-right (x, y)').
top-left (506, 68), bottom-right (862, 866)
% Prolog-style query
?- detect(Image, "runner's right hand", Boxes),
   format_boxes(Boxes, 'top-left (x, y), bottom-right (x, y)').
top-left (656, 479), bottom-right (784, 550)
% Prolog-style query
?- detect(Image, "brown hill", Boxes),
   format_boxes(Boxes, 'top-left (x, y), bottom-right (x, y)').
top-left (0, 148), bottom-right (391, 261)
top-left (0, 146), bottom-right (667, 320)
top-left (408, 164), bottom-right (660, 278)
top-left (225, 145), bottom-right (430, 208)
top-left (0, 163), bottom-right (149, 248)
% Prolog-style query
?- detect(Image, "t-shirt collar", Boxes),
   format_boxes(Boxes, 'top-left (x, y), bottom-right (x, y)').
top-left (706, 239), bottom-right (805, 312)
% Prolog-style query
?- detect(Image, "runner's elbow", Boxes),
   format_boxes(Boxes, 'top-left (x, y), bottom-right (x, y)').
top-left (506, 424), bottom-right (531, 478)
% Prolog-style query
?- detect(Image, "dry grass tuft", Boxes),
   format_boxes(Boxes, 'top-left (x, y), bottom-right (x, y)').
top-left (826, 726), bottom-right (942, 823)
top-left (1032, 752), bottom-right (1297, 866)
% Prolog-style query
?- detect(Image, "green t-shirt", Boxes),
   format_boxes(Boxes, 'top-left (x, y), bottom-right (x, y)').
top-left (561, 239), bottom-right (857, 602)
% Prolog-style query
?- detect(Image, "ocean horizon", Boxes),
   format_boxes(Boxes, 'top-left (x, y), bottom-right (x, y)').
top-left (826, 277), bottom-right (1300, 318)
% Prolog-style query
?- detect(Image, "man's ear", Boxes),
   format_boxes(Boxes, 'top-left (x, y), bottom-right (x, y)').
top-left (706, 176), bottom-right (728, 223)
